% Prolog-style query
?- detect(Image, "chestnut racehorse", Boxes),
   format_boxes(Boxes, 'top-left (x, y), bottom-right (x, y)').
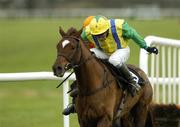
top-left (52, 27), bottom-right (153, 127)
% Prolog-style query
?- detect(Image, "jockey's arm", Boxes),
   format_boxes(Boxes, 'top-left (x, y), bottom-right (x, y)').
top-left (81, 29), bottom-right (89, 41)
top-left (122, 22), bottom-right (148, 50)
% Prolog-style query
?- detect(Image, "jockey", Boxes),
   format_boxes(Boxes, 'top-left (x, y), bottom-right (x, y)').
top-left (62, 15), bottom-right (158, 116)
top-left (82, 15), bottom-right (158, 94)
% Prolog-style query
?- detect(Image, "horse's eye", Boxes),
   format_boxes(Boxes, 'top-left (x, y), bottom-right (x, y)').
top-left (71, 46), bottom-right (75, 50)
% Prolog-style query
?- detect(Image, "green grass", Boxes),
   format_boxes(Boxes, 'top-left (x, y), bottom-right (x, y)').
top-left (0, 18), bottom-right (82, 72)
top-left (0, 81), bottom-right (60, 127)
top-left (0, 18), bottom-right (180, 127)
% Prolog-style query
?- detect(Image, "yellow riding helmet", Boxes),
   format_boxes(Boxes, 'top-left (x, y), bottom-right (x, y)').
top-left (89, 15), bottom-right (110, 35)
top-left (83, 16), bottom-right (94, 28)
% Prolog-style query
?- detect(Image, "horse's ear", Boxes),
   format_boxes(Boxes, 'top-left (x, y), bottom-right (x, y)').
top-left (59, 27), bottom-right (66, 37)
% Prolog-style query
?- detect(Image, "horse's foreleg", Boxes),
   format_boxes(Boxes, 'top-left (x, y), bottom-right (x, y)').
top-left (97, 115), bottom-right (112, 127)
top-left (133, 104), bottom-right (148, 127)
top-left (121, 114), bottom-right (134, 127)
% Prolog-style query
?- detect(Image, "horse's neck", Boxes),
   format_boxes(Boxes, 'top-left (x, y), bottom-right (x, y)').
top-left (74, 42), bottom-right (105, 93)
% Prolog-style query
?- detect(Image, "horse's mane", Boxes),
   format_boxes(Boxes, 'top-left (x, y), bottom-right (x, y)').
top-left (66, 27), bottom-right (79, 36)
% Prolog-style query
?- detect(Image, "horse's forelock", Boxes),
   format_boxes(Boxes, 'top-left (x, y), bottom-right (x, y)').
top-left (66, 27), bottom-right (79, 36)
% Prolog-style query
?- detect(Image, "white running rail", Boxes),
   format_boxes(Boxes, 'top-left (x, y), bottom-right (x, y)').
top-left (139, 36), bottom-right (180, 105)
top-left (0, 71), bottom-right (75, 127)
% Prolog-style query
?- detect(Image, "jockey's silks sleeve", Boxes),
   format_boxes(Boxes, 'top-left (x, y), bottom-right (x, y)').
top-left (81, 30), bottom-right (89, 41)
top-left (122, 22), bottom-right (148, 49)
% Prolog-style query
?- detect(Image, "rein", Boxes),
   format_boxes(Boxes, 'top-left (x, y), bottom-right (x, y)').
top-left (56, 71), bottom-right (74, 88)
top-left (56, 54), bottom-right (94, 88)
top-left (57, 35), bottom-right (115, 97)
top-left (79, 63), bottom-right (115, 97)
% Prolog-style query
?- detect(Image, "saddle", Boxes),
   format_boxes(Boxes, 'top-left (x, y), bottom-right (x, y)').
top-left (99, 59), bottom-right (145, 90)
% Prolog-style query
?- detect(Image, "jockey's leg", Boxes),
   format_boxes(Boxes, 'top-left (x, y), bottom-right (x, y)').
top-left (68, 80), bottom-right (78, 97)
top-left (118, 63), bottom-right (141, 96)
top-left (62, 81), bottom-right (77, 115)
top-left (108, 47), bottom-right (140, 97)
top-left (90, 48), bottom-right (109, 59)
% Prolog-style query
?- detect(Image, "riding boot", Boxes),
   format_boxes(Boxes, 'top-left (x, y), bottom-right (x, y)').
top-left (62, 95), bottom-right (76, 115)
top-left (62, 81), bottom-right (77, 115)
top-left (62, 103), bottom-right (76, 115)
top-left (118, 63), bottom-right (141, 97)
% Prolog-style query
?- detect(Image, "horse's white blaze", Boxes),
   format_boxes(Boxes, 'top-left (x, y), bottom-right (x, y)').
top-left (62, 40), bottom-right (70, 48)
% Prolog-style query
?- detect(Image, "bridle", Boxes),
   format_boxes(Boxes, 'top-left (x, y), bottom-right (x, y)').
top-left (56, 35), bottom-right (115, 96)
top-left (57, 36), bottom-right (94, 70)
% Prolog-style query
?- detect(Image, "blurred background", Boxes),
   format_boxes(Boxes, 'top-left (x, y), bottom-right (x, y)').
top-left (0, 0), bottom-right (180, 127)
top-left (0, 0), bottom-right (180, 18)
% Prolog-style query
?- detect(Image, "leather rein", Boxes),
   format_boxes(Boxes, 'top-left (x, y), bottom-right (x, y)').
top-left (57, 36), bottom-right (114, 96)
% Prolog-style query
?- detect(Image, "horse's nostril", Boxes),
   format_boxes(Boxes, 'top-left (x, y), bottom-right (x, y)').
top-left (57, 66), bottom-right (62, 71)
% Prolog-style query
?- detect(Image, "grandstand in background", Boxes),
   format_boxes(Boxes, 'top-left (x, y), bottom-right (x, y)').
top-left (0, 0), bottom-right (180, 9)
top-left (0, 0), bottom-right (180, 18)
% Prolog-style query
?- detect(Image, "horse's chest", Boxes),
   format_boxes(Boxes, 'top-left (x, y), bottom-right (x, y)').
top-left (77, 97), bottom-right (104, 119)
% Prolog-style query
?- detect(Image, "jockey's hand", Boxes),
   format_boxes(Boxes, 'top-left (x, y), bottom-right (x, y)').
top-left (146, 47), bottom-right (159, 54)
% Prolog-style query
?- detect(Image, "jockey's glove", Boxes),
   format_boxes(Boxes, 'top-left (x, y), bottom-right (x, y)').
top-left (146, 47), bottom-right (159, 54)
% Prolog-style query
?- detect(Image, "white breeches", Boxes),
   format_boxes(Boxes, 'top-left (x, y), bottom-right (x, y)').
top-left (90, 47), bottom-right (130, 67)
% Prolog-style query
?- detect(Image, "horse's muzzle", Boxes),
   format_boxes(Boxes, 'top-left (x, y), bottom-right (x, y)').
top-left (52, 63), bottom-right (72, 77)
top-left (52, 65), bottom-right (65, 77)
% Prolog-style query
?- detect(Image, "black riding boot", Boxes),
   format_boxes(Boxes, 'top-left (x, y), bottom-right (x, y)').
top-left (118, 64), bottom-right (141, 97)
top-left (62, 81), bottom-right (78, 115)
top-left (62, 103), bottom-right (76, 115)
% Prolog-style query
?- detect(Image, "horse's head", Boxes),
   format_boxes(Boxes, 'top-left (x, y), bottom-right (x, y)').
top-left (52, 27), bottom-right (82, 77)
